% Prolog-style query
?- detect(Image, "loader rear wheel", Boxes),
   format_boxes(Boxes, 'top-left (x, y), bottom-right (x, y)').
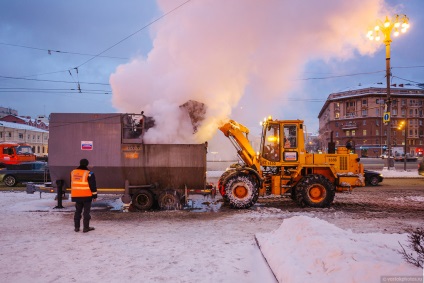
top-left (158, 190), bottom-right (181, 210)
top-left (132, 189), bottom-right (154, 211)
top-left (224, 174), bottom-right (259, 209)
top-left (295, 175), bottom-right (335, 208)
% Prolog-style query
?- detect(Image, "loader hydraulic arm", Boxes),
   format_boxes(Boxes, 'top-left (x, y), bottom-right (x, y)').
top-left (219, 120), bottom-right (261, 172)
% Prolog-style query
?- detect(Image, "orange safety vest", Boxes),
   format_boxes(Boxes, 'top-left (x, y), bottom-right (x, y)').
top-left (71, 169), bottom-right (93, 198)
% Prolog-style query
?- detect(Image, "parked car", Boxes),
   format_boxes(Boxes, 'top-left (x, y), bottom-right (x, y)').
top-left (364, 169), bottom-right (383, 186)
top-left (394, 154), bottom-right (418, 162)
top-left (0, 161), bottom-right (50, 187)
top-left (379, 154), bottom-right (394, 159)
top-left (419, 159), bottom-right (424, 176)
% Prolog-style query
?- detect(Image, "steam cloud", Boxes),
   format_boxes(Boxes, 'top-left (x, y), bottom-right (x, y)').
top-left (110, 0), bottom-right (388, 144)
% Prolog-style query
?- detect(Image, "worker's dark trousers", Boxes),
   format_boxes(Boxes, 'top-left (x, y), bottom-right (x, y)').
top-left (74, 201), bottom-right (92, 229)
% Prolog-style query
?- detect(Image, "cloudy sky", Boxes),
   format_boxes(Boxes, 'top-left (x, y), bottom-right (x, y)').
top-left (1, 0), bottom-right (423, 150)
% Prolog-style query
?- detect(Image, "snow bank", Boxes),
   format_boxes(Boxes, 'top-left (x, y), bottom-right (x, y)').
top-left (255, 216), bottom-right (422, 283)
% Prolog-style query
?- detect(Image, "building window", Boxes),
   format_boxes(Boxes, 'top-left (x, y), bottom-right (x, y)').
top-left (363, 120), bottom-right (366, 125)
top-left (401, 109), bottom-right (406, 116)
top-left (362, 109), bottom-right (367, 116)
top-left (346, 131), bottom-right (350, 137)
top-left (18, 133), bottom-right (23, 139)
top-left (335, 122), bottom-right (339, 127)
top-left (0, 132), bottom-right (2, 138)
top-left (362, 99), bottom-right (367, 105)
top-left (335, 132), bottom-right (339, 137)
top-left (376, 129), bottom-right (379, 135)
top-left (376, 119), bottom-right (380, 126)
top-left (335, 112), bottom-right (340, 119)
top-left (8, 132), bottom-right (12, 138)
top-left (363, 130), bottom-right (367, 136)
top-left (376, 108), bottom-right (380, 116)
top-left (392, 109), bottom-right (397, 116)
top-left (401, 99), bottom-right (406, 106)
top-left (352, 130), bottom-right (356, 136)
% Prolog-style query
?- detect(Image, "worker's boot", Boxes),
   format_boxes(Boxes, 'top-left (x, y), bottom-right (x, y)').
top-left (83, 219), bottom-right (94, 233)
top-left (83, 227), bottom-right (95, 233)
top-left (74, 221), bottom-right (80, 232)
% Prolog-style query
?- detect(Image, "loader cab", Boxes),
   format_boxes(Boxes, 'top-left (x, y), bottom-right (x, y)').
top-left (260, 119), bottom-right (304, 165)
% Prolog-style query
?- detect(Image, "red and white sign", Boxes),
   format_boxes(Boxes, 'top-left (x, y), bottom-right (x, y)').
top-left (81, 141), bottom-right (93, 151)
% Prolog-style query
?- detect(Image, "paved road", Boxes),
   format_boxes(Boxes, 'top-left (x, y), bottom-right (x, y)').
top-left (360, 157), bottom-right (422, 170)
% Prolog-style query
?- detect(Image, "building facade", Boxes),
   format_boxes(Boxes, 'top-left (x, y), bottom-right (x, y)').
top-left (318, 83), bottom-right (424, 157)
top-left (0, 114), bottom-right (49, 130)
top-left (0, 121), bottom-right (49, 157)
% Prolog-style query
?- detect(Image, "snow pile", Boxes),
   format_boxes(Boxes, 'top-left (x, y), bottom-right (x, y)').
top-left (256, 216), bottom-right (422, 283)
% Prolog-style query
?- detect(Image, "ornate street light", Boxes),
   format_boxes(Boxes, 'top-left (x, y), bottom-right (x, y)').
top-left (397, 120), bottom-right (407, 171)
top-left (366, 14), bottom-right (409, 170)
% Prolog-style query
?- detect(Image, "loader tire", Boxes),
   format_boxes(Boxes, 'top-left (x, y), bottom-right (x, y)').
top-left (132, 189), bottom-right (155, 211)
top-left (158, 189), bottom-right (182, 210)
top-left (295, 175), bottom-right (335, 208)
top-left (224, 173), bottom-right (259, 209)
top-left (218, 169), bottom-right (234, 202)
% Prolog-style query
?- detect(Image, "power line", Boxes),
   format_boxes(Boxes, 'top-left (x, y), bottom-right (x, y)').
top-left (299, 70), bottom-right (386, 81)
top-left (75, 0), bottom-right (192, 69)
top-left (0, 42), bottom-right (128, 60)
top-left (392, 76), bottom-right (422, 85)
top-left (0, 75), bottom-right (109, 85)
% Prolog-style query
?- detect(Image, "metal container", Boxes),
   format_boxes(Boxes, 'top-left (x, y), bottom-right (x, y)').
top-left (48, 113), bottom-right (207, 208)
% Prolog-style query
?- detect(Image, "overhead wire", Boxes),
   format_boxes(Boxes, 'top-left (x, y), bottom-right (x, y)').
top-left (0, 75), bottom-right (109, 85)
top-left (0, 42), bottom-right (128, 60)
top-left (75, 0), bottom-right (192, 69)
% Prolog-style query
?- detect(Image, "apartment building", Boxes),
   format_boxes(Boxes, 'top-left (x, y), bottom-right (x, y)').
top-left (0, 121), bottom-right (49, 157)
top-left (318, 83), bottom-right (424, 157)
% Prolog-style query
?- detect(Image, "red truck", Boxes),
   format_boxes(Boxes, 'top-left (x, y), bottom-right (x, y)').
top-left (0, 142), bottom-right (36, 167)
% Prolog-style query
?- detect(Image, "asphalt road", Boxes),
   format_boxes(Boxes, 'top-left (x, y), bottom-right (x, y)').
top-left (360, 157), bottom-right (422, 170)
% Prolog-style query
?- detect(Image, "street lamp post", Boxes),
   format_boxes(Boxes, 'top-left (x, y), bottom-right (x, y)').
top-left (397, 120), bottom-right (407, 171)
top-left (367, 15), bottom-right (409, 170)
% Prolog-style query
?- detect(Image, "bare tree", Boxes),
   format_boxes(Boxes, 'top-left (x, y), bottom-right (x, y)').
top-left (398, 228), bottom-right (424, 268)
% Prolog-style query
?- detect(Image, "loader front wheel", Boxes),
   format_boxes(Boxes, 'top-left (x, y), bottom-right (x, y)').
top-left (132, 189), bottom-right (154, 211)
top-left (218, 169), bottom-right (234, 203)
top-left (295, 175), bottom-right (335, 208)
top-left (224, 174), bottom-right (259, 209)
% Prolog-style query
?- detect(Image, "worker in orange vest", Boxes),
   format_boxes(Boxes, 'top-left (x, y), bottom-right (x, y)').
top-left (71, 158), bottom-right (97, 233)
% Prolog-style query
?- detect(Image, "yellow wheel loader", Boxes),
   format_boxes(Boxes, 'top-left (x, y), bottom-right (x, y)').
top-left (218, 117), bottom-right (364, 209)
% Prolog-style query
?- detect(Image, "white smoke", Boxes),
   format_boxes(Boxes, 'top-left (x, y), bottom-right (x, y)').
top-left (110, 0), bottom-right (389, 144)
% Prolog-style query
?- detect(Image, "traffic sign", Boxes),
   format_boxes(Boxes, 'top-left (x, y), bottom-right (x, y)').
top-left (383, 112), bottom-right (390, 123)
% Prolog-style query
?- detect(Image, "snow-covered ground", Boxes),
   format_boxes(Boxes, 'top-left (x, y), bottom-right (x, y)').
top-left (0, 189), bottom-right (422, 283)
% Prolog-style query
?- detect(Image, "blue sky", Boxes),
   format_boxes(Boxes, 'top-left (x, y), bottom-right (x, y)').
top-left (1, 0), bottom-right (423, 152)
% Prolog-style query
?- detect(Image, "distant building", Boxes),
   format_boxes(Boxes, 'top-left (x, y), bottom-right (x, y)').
top-left (305, 132), bottom-right (319, 153)
top-left (318, 83), bottom-right (424, 157)
top-left (0, 121), bottom-right (49, 157)
top-left (0, 115), bottom-right (49, 130)
top-left (0, 107), bottom-right (18, 118)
